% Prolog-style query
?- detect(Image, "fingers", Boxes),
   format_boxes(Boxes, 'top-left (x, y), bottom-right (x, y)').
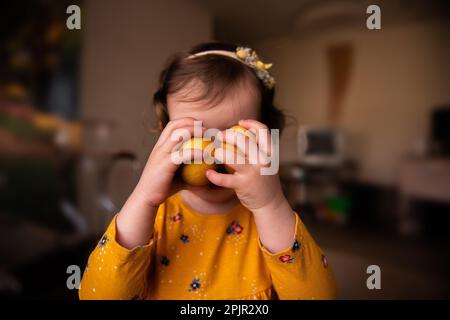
top-left (238, 119), bottom-right (268, 131)
top-left (221, 130), bottom-right (255, 157)
top-left (155, 117), bottom-right (203, 149)
top-left (205, 169), bottom-right (236, 189)
top-left (238, 119), bottom-right (272, 156)
top-left (214, 146), bottom-right (248, 172)
top-left (165, 126), bottom-right (209, 154)
top-left (171, 148), bottom-right (205, 166)
top-left (218, 130), bottom-right (271, 167)
top-left (155, 118), bottom-right (274, 170)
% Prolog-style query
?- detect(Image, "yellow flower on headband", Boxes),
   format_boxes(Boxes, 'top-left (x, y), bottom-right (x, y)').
top-left (256, 60), bottom-right (272, 71)
top-left (235, 47), bottom-right (275, 89)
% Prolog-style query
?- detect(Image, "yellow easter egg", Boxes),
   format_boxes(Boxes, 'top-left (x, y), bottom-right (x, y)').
top-left (221, 126), bottom-right (254, 174)
top-left (180, 137), bottom-right (216, 186)
top-left (229, 125), bottom-right (256, 141)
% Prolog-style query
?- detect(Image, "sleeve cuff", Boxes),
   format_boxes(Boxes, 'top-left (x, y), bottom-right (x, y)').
top-left (98, 214), bottom-right (155, 263)
top-left (258, 212), bottom-right (302, 264)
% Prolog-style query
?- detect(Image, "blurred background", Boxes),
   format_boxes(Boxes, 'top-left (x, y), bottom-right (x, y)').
top-left (1, 0), bottom-right (449, 299)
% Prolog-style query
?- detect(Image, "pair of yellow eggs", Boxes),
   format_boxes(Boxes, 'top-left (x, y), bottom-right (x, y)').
top-left (179, 125), bottom-right (255, 186)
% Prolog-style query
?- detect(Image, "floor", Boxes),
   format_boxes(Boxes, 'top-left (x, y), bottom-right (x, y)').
top-left (308, 221), bottom-right (450, 299)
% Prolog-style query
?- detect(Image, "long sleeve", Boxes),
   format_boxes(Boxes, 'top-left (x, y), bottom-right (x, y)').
top-left (78, 214), bottom-right (155, 300)
top-left (259, 213), bottom-right (337, 300)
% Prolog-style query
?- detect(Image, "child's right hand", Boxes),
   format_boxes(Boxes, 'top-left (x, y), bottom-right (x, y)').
top-left (116, 117), bottom-right (202, 249)
top-left (133, 117), bottom-right (201, 207)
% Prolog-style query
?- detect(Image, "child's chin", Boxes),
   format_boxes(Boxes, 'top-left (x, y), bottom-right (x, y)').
top-left (188, 184), bottom-right (235, 201)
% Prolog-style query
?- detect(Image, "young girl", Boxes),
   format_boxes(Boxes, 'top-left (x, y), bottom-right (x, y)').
top-left (79, 42), bottom-right (337, 300)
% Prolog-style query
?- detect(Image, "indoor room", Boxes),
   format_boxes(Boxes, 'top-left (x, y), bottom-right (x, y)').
top-left (0, 0), bottom-right (449, 300)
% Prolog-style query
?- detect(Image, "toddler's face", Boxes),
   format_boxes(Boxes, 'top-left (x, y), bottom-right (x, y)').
top-left (167, 78), bottom-right (261, 202)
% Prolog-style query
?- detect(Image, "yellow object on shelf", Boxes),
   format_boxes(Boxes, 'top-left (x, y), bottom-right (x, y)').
top-left (2, 83), bottom-right (28, 101)
top-left (32, 112), bottom-right (82, 150)
top-left (32, 113), bottom-right (63, 131)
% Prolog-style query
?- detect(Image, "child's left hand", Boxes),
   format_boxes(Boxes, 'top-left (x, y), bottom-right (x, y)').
top-left (206, 119), bottom-right (286, 214)
top-left (207, 119), bottom-right (296, 253)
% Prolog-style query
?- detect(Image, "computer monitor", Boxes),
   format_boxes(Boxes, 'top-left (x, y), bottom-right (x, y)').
top-left (298, 126), bottom-right (344, 166)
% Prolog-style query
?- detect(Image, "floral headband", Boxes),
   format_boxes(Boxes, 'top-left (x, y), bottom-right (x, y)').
top-left (187, 47), bottom-right (276, 89)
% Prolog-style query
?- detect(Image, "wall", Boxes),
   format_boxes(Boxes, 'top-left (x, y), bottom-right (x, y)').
top-left (79, 0), bottom-right (212, 232)
top-left (255, 20), bottom-right (450, 186)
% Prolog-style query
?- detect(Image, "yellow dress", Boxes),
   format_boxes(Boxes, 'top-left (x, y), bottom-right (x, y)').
top-left (79, 193), bottom-right (337, 300)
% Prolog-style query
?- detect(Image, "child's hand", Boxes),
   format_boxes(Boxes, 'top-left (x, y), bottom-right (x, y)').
top-left (206, 119), bottom-right (296, 253)
top-left (117, 117), bottom-right (203, 249)
top-left (135, 117), bottom-right (202, 207)
top-left (206, 119), bottom-right (285, 213)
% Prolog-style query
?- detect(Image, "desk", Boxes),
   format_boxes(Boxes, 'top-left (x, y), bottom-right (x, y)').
top-left (279, 161), bottom-right (356, 223)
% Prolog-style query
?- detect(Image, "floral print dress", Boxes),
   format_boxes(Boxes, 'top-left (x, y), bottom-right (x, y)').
top-left (79, 193), bottom-right (336, 300)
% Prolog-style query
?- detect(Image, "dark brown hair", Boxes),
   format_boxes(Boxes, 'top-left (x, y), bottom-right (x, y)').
top-left (153, 42), bottom-right (285, 132)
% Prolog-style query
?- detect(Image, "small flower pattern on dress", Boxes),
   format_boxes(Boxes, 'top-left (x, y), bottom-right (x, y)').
top-left (98, 235), bottom-right (109, 248)
top-left (188, 277), bottom-right (201, 292)
top-left (292, 239), bottom-right (301, 252)
top-left (171, 213), bottom-right (182, 222)
top-left (279, 254), bottom-right (295, 263)
top-left (180, 234), bottom-right (189, 244)
top-left (160, 256), bottom-right (170, 266)
top-left (226, 220), bottom-right (243, 235)
top-left (82, 193), bottom-right (336, 299)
